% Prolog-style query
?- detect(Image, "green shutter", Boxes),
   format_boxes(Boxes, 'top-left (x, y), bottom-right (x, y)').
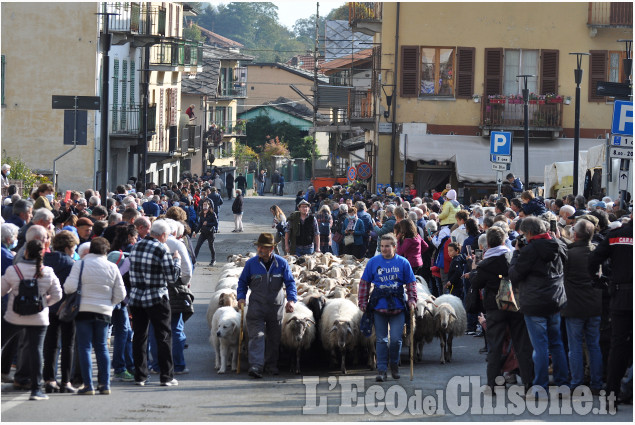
top-left (228, 106), bottom-right (233, 132)
top-left (130, 60), bottom-right (135, 105)
top-left (113, 59), bottom-right (119, 131)
top-left (121, 60), bottom-right (128, 129)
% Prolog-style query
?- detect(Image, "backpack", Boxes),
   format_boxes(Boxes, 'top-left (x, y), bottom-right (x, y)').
top-left (12, 265), bottom-right (44, 316)
top-left (318, 218), bottom-right (331, 236)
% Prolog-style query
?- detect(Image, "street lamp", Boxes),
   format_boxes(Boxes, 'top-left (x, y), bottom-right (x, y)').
top-left (517, 74), bottom-right (535, 190)
top-left (569, 52), bottom-right (590, 196)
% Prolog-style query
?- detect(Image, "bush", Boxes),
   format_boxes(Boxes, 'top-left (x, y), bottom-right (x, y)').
top-left (1, 150), bottom-right (52, 197)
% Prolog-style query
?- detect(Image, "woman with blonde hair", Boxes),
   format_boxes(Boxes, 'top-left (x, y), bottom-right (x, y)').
top-left (270, 205), bottom-right (287, 255)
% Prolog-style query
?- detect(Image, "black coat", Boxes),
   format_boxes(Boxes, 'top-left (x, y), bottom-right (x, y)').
top-left (471, 252), bottom-right (511, 311)
top-left (561, 240), bottom-right (601, 318)
top-left (508, 236), bottom-right (568, 316)
top-left (232, 195), bottom-right (243, 214)
top-left (235, 175), bottom-right (247, 190)
top-left (226, 173), bottom-right (234, 189)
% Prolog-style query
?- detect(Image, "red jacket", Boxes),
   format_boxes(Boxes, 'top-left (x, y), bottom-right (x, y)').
top-left (397, 235), bottom-right (429, 269)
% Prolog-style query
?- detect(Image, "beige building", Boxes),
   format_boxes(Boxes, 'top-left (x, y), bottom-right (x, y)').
top-left (1, 2), bottom-right (99, 191)
top-left (349, 2), bottom-right (632, 198)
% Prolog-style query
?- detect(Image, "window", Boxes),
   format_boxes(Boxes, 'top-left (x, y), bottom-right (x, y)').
top-left (503, 49), bottom-right (538, 95)
top-left (609, 50), bottom-right (629, 83)
top-left (420, 47), bottom-right (455, 96)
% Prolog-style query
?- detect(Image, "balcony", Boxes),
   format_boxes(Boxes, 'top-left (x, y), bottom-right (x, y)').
top-left (348, 88), bottom-right (374, 121)
top-left (149, 39), bottom-right (203, 71)
top-left (102, 2), bottom-right (166, 47)
top-left (479, 97), bottom-right (564, 136)
top-left (110, 104), bottom-right (156, 137)
top-left (588, 2), bottom-right (632, 29)
top-left (348, 2), bottom-right (382, 35)
top-left (217, 67), bottom-right (248, 99)
top-left (181, 125), bottom-right (202, 154)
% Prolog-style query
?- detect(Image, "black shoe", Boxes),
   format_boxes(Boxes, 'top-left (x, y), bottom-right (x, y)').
top-left (265, 366), bottom-right (279, 375)
top-left (375, 372), bottom-right (387, 382)
top-left (390, 364), bottom-right (400, 380)
top-left (248, 367), bottom-right (263, 379)
top-left (209, 260), bottom-right (216, 267)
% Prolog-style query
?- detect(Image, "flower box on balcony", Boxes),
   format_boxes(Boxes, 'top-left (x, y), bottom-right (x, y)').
top-left (489, 99), bottom-right (506, 104)
top-left (508, 99), bottom-right (523, 104)
top-left (529, 100), bottom-right (546, 104)
top-left (547, 99), bottom-right (563, 104)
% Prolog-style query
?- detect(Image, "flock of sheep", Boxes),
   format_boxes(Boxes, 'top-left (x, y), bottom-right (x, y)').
top-left (206, 252), bottom-right (467, 375)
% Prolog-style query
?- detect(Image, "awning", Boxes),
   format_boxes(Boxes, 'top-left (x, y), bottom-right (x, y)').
top-left (399, 134), bottom-right (603, 185)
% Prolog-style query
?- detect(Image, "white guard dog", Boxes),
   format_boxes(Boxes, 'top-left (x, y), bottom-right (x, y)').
top-left (210, 306), bottom-right (241, 373)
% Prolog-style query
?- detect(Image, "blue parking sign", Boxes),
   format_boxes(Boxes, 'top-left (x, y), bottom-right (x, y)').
top-left (611, 100), bottom-right (633, 136)
top-left (490, 131), bottom-right (512, 156)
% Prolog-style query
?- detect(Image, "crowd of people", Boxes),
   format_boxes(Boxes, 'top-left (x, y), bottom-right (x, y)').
top-left (0, 161), bottom-right (632, 405)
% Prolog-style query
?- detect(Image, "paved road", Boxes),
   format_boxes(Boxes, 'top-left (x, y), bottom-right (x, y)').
top-left (1, 194), bottom-right (632, 421)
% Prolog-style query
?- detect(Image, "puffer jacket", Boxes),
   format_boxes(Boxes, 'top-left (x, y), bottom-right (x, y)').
top-left (522, 198), bottom-right (547, 216)
top-left (561, 240), bottom-right (601, 318)
top-left (438, 200), bottom-right (461, 226)
top-left (508, 234), bottom-right (568, 316)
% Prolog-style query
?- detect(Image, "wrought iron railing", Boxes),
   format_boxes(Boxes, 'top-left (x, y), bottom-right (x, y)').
top-left (348, 2), bottom-right (382, 26)
top-left (349, 89), bottom-right (373, 119)
top-left (480, 98), bottom-right (564, 129)
top-left (588, 2), bottom-right (633, 26)
top-left (102, 2), bottom-right (166, 36)
top-left (110, 104), bottom-right (156, 135)
top-left (149, 40), bottom-right (203, 67)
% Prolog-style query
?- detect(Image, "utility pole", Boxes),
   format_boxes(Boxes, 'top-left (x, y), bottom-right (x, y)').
top-left (312, 2), bottom-right (319, 181)
top-left (98, 11), bottom-right (114, 200)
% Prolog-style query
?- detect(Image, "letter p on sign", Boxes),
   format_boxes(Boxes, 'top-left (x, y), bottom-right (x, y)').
top-left (490, 131), bottom-right (512, 157)
top-left (493, 134), bottom-right (506, 152)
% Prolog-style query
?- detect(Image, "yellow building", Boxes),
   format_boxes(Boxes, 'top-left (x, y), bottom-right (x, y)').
top-left (350, 2), bottom-right (632, 199)
top-left (1, 2), bottom-right (99, 191)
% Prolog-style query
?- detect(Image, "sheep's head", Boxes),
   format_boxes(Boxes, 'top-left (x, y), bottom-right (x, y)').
top-left (330, 320), bottom-right (354, 349)
top-left (288, 316), bottom-right (315, 343)
top-left (218, 292), bottom-right (238, 309)
top-left (305, 295), bottom-right (326, 323)
top-left (327, 286), bottom-right (350, 299)
top-left (435, 303), bottom-right (457, 331)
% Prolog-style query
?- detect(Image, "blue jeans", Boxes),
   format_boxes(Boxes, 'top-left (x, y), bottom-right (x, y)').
top-left (258, 182), bottom-right (264, 196)
top-left (295, 245), bottom-right (314, 256)
top-left (76, 319), bottom-right (110, 390)
top-left (524, 313), bottom-right (569, 389)
top-left (149, 314), bottom-right (187, 372)
top-left (331, 240), bottom-right (340, 256)
top-left (374, 311), bottom-right (406, 372)
top-left (111, 305), bottom-right (134, 374)
top-left (565, 316), bottom-right (603, 389)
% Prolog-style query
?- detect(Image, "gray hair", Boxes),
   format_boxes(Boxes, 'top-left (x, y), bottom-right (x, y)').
top-left (10, 193), bottom-right (21, 204)
top-left (486, 227), bottom-right (507, 248)
top-left (339, 204), bottom-right (349, 214)
top-left (152, 195), bottom-right (160, 203)
top-left (108, 213), bottom-right (122, 225)
top-left (33, 208), bottom-right (54, 224)
top-left (472, 206), bottom-right (484, 217)
top-left (236, 189), bottom-right (242, 196)
top-left (519, 216), bottom-right (545, 236)
top-left (77, 197), bottom-right (87, 205)
top-left (13, 199), bottom-right (32, 216)
top-left (574, 219), bottom-right (594, 242)
top-left (355, 201), bottom-right (366, 211)
top-left (394, 206), bottom-right (406, 219)
top-left (385, 204), bottom-right (396, 214)
top-left (478, 233), bottom-right (489, 250)
top-left (380, 233), bottom-right (398, 247)
top-left (492, 221), bottom-right (510, 234)
top-left (162, 219), bottom-right (178, 235)
top-left (89, 196), bottom-right (101, 207)
top-left (408, 211), bottom-right (418, 221)
top-left (77, 242), bottom-right (91, 258)
top-left (25, 224), bottom-right (48, 243)
top-left (150, 219), bottom-right (171, 237)
top-left (425, 220), bottom-right (438, 234)
top-left (1, 223), bottom-right (19, 244)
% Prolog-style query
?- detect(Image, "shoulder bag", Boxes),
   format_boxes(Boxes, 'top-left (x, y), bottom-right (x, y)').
top-left (495, 274), bottom-right (520, 312)
top-left (57, 261), bottom-right (85, 322)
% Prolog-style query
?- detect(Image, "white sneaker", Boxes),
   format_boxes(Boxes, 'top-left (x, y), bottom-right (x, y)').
top-left (160, 378), bottom-right (178, 387)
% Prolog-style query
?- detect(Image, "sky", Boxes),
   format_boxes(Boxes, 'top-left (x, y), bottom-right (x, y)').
top-left (205, 0), bottom-right (345, 30)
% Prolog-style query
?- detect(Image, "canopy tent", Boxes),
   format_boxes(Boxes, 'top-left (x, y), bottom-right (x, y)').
top-left (399, 134), bottom-right (603, 185)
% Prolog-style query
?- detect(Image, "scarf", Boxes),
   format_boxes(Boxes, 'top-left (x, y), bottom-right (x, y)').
top-left (483, 244), bottom-right (510, 259)
top-left (345, 215), bottom-right (358, 232)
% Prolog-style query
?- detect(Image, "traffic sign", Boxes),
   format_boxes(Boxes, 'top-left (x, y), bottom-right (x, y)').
top-left (347, 166), bottom-right (357, 181)
top-left (492, 163), bottom-right (509, 171)
top-left (52, 95), bottom-right (101, 110)
top-left (496, 171), bottom-right (503, 186)
top-left (610, 135), bottom-right (633, 148)
top-left (619, 171), bottom-right (629, 191)
top-left (611, 100), bottom-right (633, 136)
top-left (490, 131), bottom-right (512, 157)
top-left (356, 161), bottom-right (372, 180)
top-left (609, 146), bottom-right (634, 159)
top-left (490, 154), bottom-right (511, 163)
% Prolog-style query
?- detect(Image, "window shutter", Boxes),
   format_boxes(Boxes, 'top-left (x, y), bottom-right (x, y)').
top-left (484, 48), bottom-right (503, 96)
top-left (540, 50), bottom-right (559, 94)
top-left (589, 50), bottom-right (607, 102)
top-left (400, 46), bottom-right (419, 98)
top-left (456, 47), bottom-right (475, 98)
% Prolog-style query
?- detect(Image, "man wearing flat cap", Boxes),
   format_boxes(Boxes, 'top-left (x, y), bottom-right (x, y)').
top-left (237, 233), bottom-right (297, 378)
top-left (285, 199), bottom-right (319, 256)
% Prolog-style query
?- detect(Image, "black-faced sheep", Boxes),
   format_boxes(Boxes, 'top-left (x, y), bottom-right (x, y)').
top-left (320, 298), bottom-right (362, 374)
top-left (434, 294), bottom-right (467, 364)
top-left (281, 302), bottom-right (316, 374)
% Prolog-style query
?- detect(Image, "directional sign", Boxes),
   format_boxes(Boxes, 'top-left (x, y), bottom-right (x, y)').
top-left (609, 146), bottom-right (634, 159)
top-left (496, 171), bottom-right (503, 186)
top-left (490, 154), bottom-right (511, 163)
top-left (611, 100), bottom-right (633, 136)
top-left (63, 110), bottom-right (88, 145)
top-left (356, 161), bottom-right (372, 180)
top-left (492, 163), bottom-right (509, 171)
top-left (490, 131), bottom-right (513, 158)
top-left (52, 95), bottom-right (101, 110)
top-left (619, 170), bottom-right (630, 191)
top-left (610, 135), bottom-right (633, 148)
top-left (347, 166), bottom-right (357, 181)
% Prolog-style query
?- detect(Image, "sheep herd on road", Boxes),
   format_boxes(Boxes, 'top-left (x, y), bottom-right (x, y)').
top-left (207, 252), bottom-right (467, 375)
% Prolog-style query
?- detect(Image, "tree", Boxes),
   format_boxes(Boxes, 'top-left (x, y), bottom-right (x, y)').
top-left (1, 150), bottom-right (52, 196)
top-left (260, 136), bottom-right (290, 166)
top-left (245, 115), bottom-right (275, 152)
top-left (183, 23), bottom-right (204, 42)
top-left (233, 142), bottom-right (258, 172)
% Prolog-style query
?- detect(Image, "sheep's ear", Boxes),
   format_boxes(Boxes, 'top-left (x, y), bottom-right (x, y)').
top-left (450, 312), bottom-right (457, 320)
top-left (346, 325), bottom-right (353, 335)
top-left (289, 316), bottom-right (298, 322)
top-left (430, 295), bottom-right (436, 300)
top-left (329, 325), bottom-right (338, 333)
top-left (307, 318), bottom-right (315, 325)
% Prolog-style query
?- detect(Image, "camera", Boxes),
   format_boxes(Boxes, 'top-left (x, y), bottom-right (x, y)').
top-left (512, 235), bottom-right (526, 249)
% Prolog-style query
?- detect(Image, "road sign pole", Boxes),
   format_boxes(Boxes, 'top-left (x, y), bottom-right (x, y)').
top-left (496, 170), bottom-right (503, 195)
top-left (620, 159), bottom-right (630, 209)
top-left (52, 97), bottom-right (80, 192)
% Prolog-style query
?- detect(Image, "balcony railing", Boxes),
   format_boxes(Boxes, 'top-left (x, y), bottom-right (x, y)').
top-left (110, 104), bottom-right (156, 135)
top-left (348, 2), bottom-right (382, 25)
top-left (480, 98), bottom-right (563, 130)
top-left (211, 120), bottom-right (247, 136)
top-left (102, 2), bottom-right (166, 36)
top-left (181, 125), bottom-right (202, 153)
top-left (349, 89), bottom-right (373, 119)
top-left (149, 40), bottom-right (203, 67)
top-left (588, 2), bottom-right (632, 27)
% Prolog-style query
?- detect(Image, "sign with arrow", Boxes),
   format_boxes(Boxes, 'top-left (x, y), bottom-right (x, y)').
top-left (619, 170), bottom-right (630, 191)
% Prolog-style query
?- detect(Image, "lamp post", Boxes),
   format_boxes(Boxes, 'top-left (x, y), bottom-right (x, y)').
top-left (517, 74), bottom-right (535, 190)
top-left (569, 53), bottom-right (590, 196)
top-left (381, 82), bottom-right (396, 187)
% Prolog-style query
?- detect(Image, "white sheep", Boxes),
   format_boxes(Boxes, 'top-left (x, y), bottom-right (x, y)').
top-left (206, 288), bottom-right (238, 329)
top-left (215, 276), bottom-right (239, 292)
top-left (320, 298), bottom-right (362, 374)
top-left (281, 302), bottom-right (316, 374)
top-left (434, 294), bottom-right (467, 364)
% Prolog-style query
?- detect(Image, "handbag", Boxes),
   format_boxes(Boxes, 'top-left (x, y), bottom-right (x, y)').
top-left (495, 275), bottom-right (519, 312)
top-left (57, 261), bottom-right (84, 322)
top-left (344, 234), bottom-right (355, 246)
top-left (332, 232), bottom-right (343, 243)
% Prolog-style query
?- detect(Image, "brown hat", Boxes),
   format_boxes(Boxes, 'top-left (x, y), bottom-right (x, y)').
top-left (76, 217), bottom-right (93, 227)
top-left (254, 233), bottom-right (275, 247)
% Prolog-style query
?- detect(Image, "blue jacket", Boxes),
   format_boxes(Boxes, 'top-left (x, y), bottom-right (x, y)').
top-left (209, 193), bottom-right (223, 216)
top-left (357, 210), bottom-right (373, 239)
top-left (522, 198), bottom-right (547, 216)
top-left (1, 246), bottom-right (14, 276)
top-left (342, 217), bottom-right (365, 245)
top-left (511, 177), bottom-right (524, 193)
top-left (237, 254), bottom-right (297, 304)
